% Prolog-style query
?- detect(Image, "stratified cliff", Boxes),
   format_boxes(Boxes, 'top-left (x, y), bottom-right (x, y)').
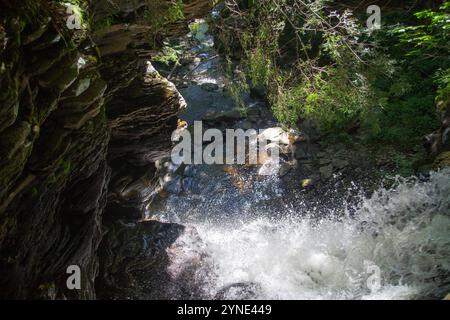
top-left (0, 0), bottom-right (210, 299)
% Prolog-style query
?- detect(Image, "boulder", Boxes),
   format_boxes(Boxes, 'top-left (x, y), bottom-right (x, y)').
top-left (258, 127), bottom-right (290, 145)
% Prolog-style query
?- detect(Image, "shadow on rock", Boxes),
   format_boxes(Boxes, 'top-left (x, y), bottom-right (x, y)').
top-left (96, 219), bottom-right (206, 300)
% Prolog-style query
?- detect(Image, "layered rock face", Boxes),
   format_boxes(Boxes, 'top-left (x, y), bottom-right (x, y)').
top-left (0, 0), bottom-right (210, 299)
top-left (91, 0), bottom-right (207, 299)
top-left (0, 0), bottom-right (111, 299)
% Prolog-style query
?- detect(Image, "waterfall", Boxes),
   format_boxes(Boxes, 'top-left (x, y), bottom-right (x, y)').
top-left (161, 169), bottom-right (450, 300)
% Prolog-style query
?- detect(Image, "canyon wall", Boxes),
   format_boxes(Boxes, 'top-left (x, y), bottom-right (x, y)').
top-left (0, 0), bottom-right (210, 299)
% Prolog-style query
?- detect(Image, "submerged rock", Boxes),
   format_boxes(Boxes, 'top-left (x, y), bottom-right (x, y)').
top-left (320, 164), bottom-right (334, 181)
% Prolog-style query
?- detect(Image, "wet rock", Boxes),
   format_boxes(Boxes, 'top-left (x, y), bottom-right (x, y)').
top-left (239, 120), bottom-right (254, 130)
top-left (203, 108), bottom-right (243, 123)
top-left (320, 164), bottom-right (334, 181)
top-left (96, 220), bottom-right (190, 300)
top-left (200, 82), bottom-right (219, 92)
top-left (215, 282), bottom-right (262, 300)
top-left (258, 127), bottom-right (290, 145)
top-left (182, 177), bottom-right (193, 191)
top-left (317, 151), bottom-right (327, 158)
top-left (161, 175), bottom-right (182, 194)
top-left (107, 165), bottom-right (158, 221)
top-left (279, 162), bottom-right (293, 177)
top-left (246, 102), bottom-right (263, 121)
top-left (332, 158), bottom-right (350, 170)
top-left (319, 158), bottom-right (332, 165)
top-left (184, 165), bottom-right (197, 177)
top-left (107, 65), bottom-right (185, 165)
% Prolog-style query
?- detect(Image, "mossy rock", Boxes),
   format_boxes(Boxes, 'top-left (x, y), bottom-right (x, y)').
top-left (433, 151), bottom-right (450, 169)
top-left (436, 91), bottom-right (449, 116)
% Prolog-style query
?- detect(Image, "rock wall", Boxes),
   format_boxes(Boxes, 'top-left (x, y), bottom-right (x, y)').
top-left (0, 0), bottom-right (210, 299)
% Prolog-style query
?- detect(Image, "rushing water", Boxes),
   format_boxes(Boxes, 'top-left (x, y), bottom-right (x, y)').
top-left (150, 17), bottom-right (450, 300)
top-left (154, 168), bottom-right (450, 300)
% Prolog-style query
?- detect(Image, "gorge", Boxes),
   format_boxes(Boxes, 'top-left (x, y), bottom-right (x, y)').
top-left (0, 0), bottom-right (449, 300)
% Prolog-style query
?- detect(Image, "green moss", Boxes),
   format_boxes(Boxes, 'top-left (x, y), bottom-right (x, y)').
top-left (433, 151), bottom-right (450, 169)
top-left (152, 46), bottom-right (179, 66)
top-left (46, 159), bottom-right (72, 185)
top-left (61, 160), bottom-right (72, 176)
top-left (142, 0), bottom-right (186, 47)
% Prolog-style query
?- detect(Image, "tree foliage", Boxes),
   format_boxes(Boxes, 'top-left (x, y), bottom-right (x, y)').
top-left (213, 0), bottom-right (449, 151)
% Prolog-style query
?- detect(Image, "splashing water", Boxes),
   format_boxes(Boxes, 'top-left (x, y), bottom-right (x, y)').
top-left (155, 14), bottom-right (450, 300)
top-left (161, 169), bottom-right (450, 300)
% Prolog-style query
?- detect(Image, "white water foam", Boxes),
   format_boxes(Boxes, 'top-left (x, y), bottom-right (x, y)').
top-left (166, 169), bottom-right (450, 300)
